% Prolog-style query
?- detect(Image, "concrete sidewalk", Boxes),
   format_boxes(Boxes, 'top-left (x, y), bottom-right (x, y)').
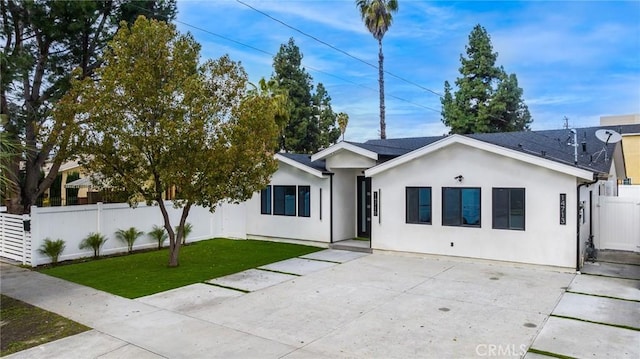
top-left (2, 250), bottom-right (577, 358)
top-left (528, 252), bottom-right (640, 358)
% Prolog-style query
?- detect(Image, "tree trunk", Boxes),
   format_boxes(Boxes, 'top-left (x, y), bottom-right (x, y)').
top-left (378, 38), bottom-right (386, 140)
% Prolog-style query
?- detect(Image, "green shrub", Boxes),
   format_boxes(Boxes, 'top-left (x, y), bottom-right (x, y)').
top-left (37, 238), bottom-right (66, 265)
top-left (79, 233), bottom-right (108, 258)
top-left (115, 227), bottom-right (144, 253)
top-left (176, 222), bottom-right (193, 245)
top-left (148, 225), bottom-right (168, 250)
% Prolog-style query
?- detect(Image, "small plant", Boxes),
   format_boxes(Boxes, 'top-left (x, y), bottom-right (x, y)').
top-left (79, 232), bottom-right (108, 258)
top-left (37, 238), bottom-right (66, 265)
top-left (176, 222), bottom-right (193, 245)
top-left (115, 227), bottom-right (145, 253)
top-left (148, 225), bottom-right (168, 250)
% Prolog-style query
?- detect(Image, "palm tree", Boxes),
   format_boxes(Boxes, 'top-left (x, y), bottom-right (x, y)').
top-left (355, 0), bottom-right (398, 139)
top-left (115, 227), bottom-right (144, 253)
top-left (79, 232), bottom-right (108, 258)
top-left (149, 225), bottom-right (168, 250)
top-left (337, 112), bottom-right (349, 141)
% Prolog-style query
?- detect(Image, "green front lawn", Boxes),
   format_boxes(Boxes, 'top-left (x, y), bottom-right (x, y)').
top-left (39, 238), bottom-right (322, 299)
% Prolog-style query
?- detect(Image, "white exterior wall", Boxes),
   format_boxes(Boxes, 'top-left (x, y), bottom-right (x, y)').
top-left (371, 143), bottom-right (579, 268)
top-left (29, 201), bottom-right (243, 266)
top-left (331, 168), bottom-right (362, 241)
top-left (245, 163), bottom-right (331, 243)
top-left (326, 151), bottom-right (376, 169)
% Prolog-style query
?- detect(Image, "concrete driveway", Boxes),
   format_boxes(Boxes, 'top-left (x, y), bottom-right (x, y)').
top-left (2, 250), bottom-right (575, 358)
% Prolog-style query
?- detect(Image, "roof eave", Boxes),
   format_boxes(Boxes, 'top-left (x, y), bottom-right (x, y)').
top-left (366, 135), bottom-right (595, 181)
top-left (275, 154), bottom-right (327, 178)
top-left (311, 142), bottom-right (378, 162)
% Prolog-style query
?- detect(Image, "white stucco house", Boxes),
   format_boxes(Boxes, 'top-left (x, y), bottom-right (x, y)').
top-left (244, 124), bottom-right (638, 270)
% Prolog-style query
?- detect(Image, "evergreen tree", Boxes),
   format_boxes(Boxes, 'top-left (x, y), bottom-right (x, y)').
top-left (271, 38), bottom-right (341, 153)
top-left (0, 0), bottom-right (176, 214)
top-left (313, 83), bottom-right (341, 150)
top-left (441, 25), bottom-right (532, 134)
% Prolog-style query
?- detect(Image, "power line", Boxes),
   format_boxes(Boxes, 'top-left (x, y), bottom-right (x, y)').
top-left (235, 0), bottom-right (443, 98)
top-left (127, 2), bottom-right (440, 114)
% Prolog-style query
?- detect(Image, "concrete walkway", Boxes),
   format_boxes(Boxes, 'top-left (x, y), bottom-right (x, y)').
top-left (528, 251), bottom-right (640, 358)
top-left (0, 250), bottom-right (605, 358)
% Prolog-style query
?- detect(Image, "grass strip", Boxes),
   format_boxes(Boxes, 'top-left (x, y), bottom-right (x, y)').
top-left (566, 290), bottom-right (640, 303)
top-left (0, 295), bottom-right (90, 356)
top-left (527, 348), bottom-right (576, 359)
top-left (39, 238), bottom-right (321, 299)
top-left (550, 314), bottom-right (640, 332)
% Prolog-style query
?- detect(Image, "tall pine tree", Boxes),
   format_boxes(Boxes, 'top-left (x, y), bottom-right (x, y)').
top-left (271, 38), bottom-right (340, 153)
top-left (0, 0), bottom-right (177, 213)
top-left (441, 25), bottom-right (532, 134)
top-left (313, 83), bottom-right (341, 150)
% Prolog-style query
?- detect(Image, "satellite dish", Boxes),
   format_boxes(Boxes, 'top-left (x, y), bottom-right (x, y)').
top-left (595, 129), bottom-right (622, 144)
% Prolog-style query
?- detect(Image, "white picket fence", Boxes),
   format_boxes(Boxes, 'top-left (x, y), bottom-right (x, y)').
top-left (0, 213), bottom-right (32, 265)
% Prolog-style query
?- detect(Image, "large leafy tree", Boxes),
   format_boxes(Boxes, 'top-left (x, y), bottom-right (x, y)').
top-left (58, 17), bottom-right (280, 267)
top-left (355, 0), bottom-right (398, 139)
top-left (441, 24), bottom-right (532, 134)
top-left (0, 0), bottom-right (176, 214)
top-left (271, 38), bottom-right (340, 153)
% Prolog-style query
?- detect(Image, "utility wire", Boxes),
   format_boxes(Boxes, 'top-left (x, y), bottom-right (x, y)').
top-left (235, 0), bottom-right (443, 98)
top-left (128, 3), bottom-right (441, 114)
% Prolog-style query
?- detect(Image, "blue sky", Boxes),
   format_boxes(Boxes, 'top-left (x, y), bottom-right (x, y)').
top-left (176, 1), bottom-right (640, 142)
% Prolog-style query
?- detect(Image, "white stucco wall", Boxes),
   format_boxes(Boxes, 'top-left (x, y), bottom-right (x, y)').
top-left (245, 162), bottom-right (331, 242)
top-left (326, 151), bottom-right (376, 169)
top-left (371, 143), bottom-right (580, 268)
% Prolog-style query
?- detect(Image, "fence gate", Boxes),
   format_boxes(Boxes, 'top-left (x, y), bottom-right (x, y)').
top-left (597, 196), bottom-right (640, 252)
top-left (0, 213), bottom-right (32, 265)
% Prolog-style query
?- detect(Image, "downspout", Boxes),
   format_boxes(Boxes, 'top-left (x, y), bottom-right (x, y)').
top-left (576, 176), bottom-right (599, 271)
top-left (329, 173), bottom-right (334, 244)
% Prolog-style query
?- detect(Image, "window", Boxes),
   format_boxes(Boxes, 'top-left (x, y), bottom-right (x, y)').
top-left (260, 186), bottom-right (271, 214)
top-left (274, 186), bottom-right (296, 216)
top-left (443, 187), bottom-right (481, 227)
top-left (298, 186), bottom-right (310, 217)
top-left (492, 188), bottom-right (525, 230)
top-left (406, 187), bottom-right (432, 224)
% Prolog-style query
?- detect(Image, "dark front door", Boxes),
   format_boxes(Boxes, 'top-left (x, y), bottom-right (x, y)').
top-left (357, 176), bottom-right (372, 238)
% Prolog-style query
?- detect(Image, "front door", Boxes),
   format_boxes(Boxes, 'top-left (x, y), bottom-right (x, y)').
top-left (357, 176), bottom-right (371, 238)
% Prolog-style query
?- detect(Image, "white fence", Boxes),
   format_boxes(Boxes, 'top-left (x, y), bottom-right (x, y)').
top-left (596, 186), bottom-right (640, 252)
top-left (0, 201), bottom-right (246, 266)
top-left (0, 213), bottom-right (32, 265)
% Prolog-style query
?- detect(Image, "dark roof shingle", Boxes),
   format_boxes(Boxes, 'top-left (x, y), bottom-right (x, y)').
top-left (279, 124), bottom-right (639, 175)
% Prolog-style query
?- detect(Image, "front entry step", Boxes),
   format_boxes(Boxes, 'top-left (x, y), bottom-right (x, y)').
top-left (330, 239), bottom-right (372, 253)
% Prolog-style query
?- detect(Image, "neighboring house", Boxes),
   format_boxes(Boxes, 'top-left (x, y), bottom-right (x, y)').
top-left (47, 160), bottom-right (90, 205)
top-left (600, 114), bottom-right (640, 184)
top-left (245, 125), bottom-right (638, 270)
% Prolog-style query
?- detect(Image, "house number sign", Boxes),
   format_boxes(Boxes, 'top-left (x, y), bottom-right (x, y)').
top-left (559, 193), bottom-right (566, 225)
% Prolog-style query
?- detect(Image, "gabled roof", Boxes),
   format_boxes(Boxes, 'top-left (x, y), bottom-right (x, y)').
top-left (468, 124), bottom-right (640, 174)
top-left (277, 124), bottom-right (639, 179)
top-left (361, 136), bottom-right (446, 153)
top-left (365, 135), bottom-right (596, 180)
top-left (276, 153), bottom-right (328, 178)
top-left (310, 141), bottom-right (378, 162)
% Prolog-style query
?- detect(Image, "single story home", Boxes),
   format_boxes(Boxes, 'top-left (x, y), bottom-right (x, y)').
top-left (245, 124), bottom-right (638, 270)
